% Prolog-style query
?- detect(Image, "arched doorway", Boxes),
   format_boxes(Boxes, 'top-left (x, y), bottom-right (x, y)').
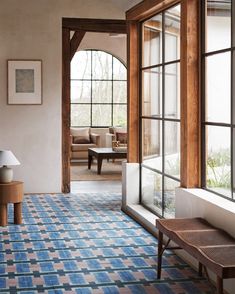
top-left (62, 19), bottom-right (127, 192)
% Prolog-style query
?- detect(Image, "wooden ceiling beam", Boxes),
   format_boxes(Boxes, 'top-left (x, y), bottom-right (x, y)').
top-left (62, 18), bottom-right (127, 34)
top-left (70, 30), bottom-right (86, 61)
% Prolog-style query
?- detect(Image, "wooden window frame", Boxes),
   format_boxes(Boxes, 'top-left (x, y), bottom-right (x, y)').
top-left (126, 0), bottom-right (200, 188)
top-left (140, 7), bottom-right (181, 218)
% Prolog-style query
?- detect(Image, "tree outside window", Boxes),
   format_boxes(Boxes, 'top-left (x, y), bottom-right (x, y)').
top-left (70, 50), bottom-right (127, 128)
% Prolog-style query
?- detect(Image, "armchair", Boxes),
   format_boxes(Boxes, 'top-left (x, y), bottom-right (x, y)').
top-left (105, 127), bottom-right (127, 148)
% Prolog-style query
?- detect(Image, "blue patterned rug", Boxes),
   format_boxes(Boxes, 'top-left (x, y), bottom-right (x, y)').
top-left (0, 193), bottom-right (215, 293)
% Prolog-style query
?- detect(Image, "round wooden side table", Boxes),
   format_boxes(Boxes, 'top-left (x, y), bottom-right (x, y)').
top-left (0, 181), bottom-right (24, 226)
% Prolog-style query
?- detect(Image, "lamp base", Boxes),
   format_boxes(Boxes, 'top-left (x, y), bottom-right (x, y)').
top-left (0, 166), bottom-right (13, 183)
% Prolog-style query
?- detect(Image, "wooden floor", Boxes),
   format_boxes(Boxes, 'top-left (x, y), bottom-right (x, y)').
top-left (71, 180), bottom-right (122, 193)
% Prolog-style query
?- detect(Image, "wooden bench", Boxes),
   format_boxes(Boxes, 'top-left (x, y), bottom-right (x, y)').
top-left (156, 218), bottom-right (235, 294)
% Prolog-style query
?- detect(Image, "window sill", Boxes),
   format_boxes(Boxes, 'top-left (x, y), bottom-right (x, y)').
top-left (123, 204), bottom-right (159, 237)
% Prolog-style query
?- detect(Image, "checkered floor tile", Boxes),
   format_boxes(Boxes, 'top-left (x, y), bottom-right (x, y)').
top-left (0, 193), bottom-right (215, 293)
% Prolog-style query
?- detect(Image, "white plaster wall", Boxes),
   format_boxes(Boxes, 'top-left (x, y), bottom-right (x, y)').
top-left (122, 162), bottom-right (140, 210)
top-left (0, 0), bottom-right (126, 193)
top-left (79, 32), bottom-right (127, 64)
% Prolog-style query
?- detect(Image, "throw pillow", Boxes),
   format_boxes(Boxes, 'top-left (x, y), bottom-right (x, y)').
top-left (71, 127), bottom-right (90, 144)
top-left (114, 127), bottom-right (126, 134)
top-left (109, 127), bottom-right (115, 134)
top-left (73, 136), bottom-right (90, 144)
top-left (116, 132), bottom-right (127, 144)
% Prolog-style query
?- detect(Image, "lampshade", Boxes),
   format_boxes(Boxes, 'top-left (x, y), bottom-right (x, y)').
top-left (0, 150), bottom-right (20, 166)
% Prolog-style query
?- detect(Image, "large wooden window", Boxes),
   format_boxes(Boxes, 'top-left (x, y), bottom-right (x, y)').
top-left (140, 4), bottom-right (181, 218)
top-left (202, 0), bottom-right (234, 200)
top-left (70, 50), bottom-right (127, 128)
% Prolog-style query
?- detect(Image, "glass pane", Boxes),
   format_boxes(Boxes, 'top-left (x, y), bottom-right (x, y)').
top-left (165, 63), bottom-right (180, 119)
top-left (142, 67), bottom-right (162, 117)
top-left (206, 0), bottom-right (231, 53)
top-left (164, 177), bottom-right (179, 218)
top-left (113, 58), bottom-right (127, 80)
top-left (165, 5), bottom-right (180, 62)
top-left (71, 81), bottom-right (91, 103)
top-left (113, 81), bottom-right (127, 103)
top-left (233, 128), bottom-right (235, 199)
top-left (71, 51), bottom-right (91, 79)
top-left (142, 119), bottom-right (162, 171)
top-left (92, 81), bottom-right (112, 103)
top-left (206, 126), bottom-right (231, 197)
top-left (206, 53), bottom-right (231, 123)
top-left (113, 105), bottom-right (127, 127)
top-left (142, 14), bottom-right (162, 67)
top-left (92, 51), bottom-right (112, 80)
top-left (92, 104), bottom-right (111, 126)
top-left (71, 104), bottom-right (90, 127)
top-left (164, 121), bottom-right (180, 179)
top-left (141, 167), bottom-right (163, 216)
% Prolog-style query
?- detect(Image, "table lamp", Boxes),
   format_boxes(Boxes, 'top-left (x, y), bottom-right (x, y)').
top-left (0, 150), bottom-right (20, 183)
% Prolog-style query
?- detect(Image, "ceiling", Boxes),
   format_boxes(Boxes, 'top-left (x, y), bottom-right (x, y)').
top-left (110, 0), bottom-right (142, 12)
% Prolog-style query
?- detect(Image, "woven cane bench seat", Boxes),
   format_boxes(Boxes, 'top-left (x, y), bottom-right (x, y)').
top-left (156, 217), bottom-right (235, 294)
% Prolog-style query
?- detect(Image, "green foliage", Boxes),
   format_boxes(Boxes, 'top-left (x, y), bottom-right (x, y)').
top-left (115, 118), bottom-right (126, 127)
top-left (207, 149), bottom-right (230, 188)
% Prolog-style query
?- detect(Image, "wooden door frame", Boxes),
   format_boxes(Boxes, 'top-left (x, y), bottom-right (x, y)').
top-left (62, 18), bottom-right (127, 193)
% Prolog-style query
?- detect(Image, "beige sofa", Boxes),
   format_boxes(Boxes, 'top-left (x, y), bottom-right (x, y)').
top-left (70, 128), bottom-right (101, 160)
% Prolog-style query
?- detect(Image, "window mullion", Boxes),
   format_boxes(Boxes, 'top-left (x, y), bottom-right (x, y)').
top-left (70, 49), bottom-right (127, 128)
top-left (112, 56), bottom-right (114, 126)
top-left (91, 51), bottom-right (93, 127)
top-left (162, 11), bottom-right (165, 217)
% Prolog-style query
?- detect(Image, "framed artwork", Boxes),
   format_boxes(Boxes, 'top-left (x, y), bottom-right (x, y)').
top-left (8, 60), bottom-right (42, 105)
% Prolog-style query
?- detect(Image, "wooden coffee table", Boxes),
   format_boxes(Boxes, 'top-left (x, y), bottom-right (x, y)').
top-left (0, 181), bottom-right (24, 226)
top-left (88, 148), bottom-right (127, 174)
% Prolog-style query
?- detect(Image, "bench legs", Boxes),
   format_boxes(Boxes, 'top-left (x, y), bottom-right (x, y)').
top-left (157, 231), bottom-right (163, 279)
top-left (157, 231), bottom-right (224, 294)
top-left (198, 262), bottom-right (203, 277)
top-left (217, 276), bottom-right (223, 294)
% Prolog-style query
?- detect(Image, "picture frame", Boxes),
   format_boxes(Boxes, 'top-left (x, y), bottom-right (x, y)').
top-left (7, 60), bottom-right (42, 105)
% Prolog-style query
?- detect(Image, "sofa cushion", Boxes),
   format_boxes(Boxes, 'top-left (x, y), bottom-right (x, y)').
top-left (114, 127), bottom-right (126, 134)
top-left (116, 132), bottom-right (127, 144)
top-left (71, 128), bottom-right (90, 144)
top-left (71, 143), bottom-right (96, 152)
top-left (73, 136), bottom-right (90, 144)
